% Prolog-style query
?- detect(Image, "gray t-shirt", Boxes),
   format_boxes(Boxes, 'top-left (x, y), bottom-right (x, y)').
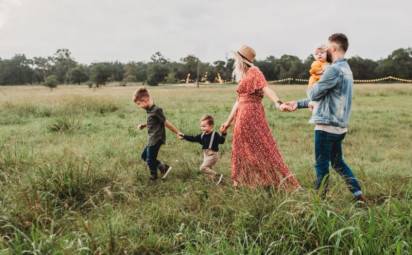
top-left (146, 105), bottom-right (166, 146)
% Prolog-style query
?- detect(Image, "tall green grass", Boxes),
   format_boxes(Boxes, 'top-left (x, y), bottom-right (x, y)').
top-left (0, 85), bottom-right (411, 254)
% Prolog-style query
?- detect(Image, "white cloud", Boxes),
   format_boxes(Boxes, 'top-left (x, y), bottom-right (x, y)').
top-left (0, 0), bottom-right (22, 29)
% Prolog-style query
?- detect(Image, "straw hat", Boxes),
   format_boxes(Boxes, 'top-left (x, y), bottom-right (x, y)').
top-left (235, 45), bottom-right (256, 66)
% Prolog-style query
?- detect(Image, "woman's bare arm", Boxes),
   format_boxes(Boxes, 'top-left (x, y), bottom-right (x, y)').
top-left (225, 100), bottom-right (239, 126)
top-left (220, 100), bottom-right (239, 132)
top-left (262, 86), bottom-right (284, 109)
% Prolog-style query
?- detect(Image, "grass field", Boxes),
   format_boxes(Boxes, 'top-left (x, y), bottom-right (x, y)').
top-left (0, 84), bottom-right (411, 254)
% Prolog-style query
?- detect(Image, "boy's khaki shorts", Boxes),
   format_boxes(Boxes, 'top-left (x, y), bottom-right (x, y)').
top-left (200, 149), bottom-right (219, 171)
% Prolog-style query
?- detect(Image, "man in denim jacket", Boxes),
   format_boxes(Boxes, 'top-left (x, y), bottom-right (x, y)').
top-left (285, 33), bottom-right (366, 202)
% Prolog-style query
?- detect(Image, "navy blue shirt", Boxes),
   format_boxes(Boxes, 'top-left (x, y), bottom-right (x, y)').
top-left (183, 131), bottom-right (226, 152)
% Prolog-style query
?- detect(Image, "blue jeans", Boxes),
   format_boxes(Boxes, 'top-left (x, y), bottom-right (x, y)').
top-left (141, 141), bottom-right (162, 176)
top-left (314, 130), bottom-right (362, 197)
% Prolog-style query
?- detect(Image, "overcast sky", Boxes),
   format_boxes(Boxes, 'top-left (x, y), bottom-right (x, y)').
top-left (0, 0), bottom-right (411, 63)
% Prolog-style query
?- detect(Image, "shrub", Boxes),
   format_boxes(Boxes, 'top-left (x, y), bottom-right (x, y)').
top-left (44, 75), bottom-right (59, 90)
top-left (47, 117), bottom-right (81, 133)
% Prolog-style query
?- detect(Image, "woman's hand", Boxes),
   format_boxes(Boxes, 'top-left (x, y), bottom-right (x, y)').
top-left (220, 121), bottom-right (230, 133)
top-left (279, 103), bottom-right (292, 112)
top-left (279, 101), bottom-right (298, 112)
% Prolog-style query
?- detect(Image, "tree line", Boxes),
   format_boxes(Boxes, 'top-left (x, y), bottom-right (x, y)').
top-left (0, 48), bottom-right (411, 86)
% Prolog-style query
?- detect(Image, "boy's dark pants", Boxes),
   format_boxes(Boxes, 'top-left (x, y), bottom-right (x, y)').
top-left (141, 141), bottom-right (163, 176)
top-left (314, 130), bottom-right (362, 197)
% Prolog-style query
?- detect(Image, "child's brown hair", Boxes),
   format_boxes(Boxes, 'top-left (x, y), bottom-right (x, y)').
top-left (133, 87), bottom-right (150, 102)
top-left (200, 115), bottom-right (214, 126)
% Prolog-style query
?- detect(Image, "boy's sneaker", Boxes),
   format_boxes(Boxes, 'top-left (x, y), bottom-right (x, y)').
top-left (354, 194), bottom-right (368, 207)
top-left (149, 174), bottom-right (158, 181)
top-left (160, 164), bottom-right (172, 179)
top-left (216, 174), bottom-right (223, 185)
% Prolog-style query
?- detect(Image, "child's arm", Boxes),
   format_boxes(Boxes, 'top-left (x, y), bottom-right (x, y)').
top-left (137, 123), bottom-right (147, 130)
top-left (165, 120), bottom-right (181, 135)
top-left (308, 66), bottom-right (339, 101)
top-left (182, 134), bottom-right (202, 143)
top-left (218, 132), bottom-right (227, 144)
top-left (156, 107), bottom-right (182, 137)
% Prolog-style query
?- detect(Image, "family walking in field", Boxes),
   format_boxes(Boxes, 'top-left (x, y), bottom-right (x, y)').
top-left (133, 33), bottom-right (366, 203)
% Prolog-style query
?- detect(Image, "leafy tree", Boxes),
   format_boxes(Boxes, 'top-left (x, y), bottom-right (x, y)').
top-left (0, 54), bottom-right (34, 85)
top-left (68, 65), bottom-right (89, 84)
top-left (146, 63), bottom-right (169, 86)
top-left (135, 62), bottom-right (148, 82)
top-left (110, 61), bottom-right (124, 81)
top-left (44, 75), bottom-right (59, 90)
top-left (255, 56), bottom-right (280, 81)
top-left (150, 52), bottom-right (168, 64)
top-left (348, 56), bottom-right (378, 79)
top-left (180, 55), bottom-right (200, 79)
top-left (1, 47), bottom-right (412, 86)
top-left (165, 71), bottom-right (178, 84)
top-left (51, 49), bottom-right (77, 83)
top-left (375, 48), bottom-right (412, 78)
top-left (145, 52), bottom-right (170, 85)
top-left (224, 58), bottom-right (235, 81)
top-left (123, 62), bottom-right (138, 82)
top-left (278, 55), bottom-right (304, 79)
top-left (32, 57), bottom-right (53, 83)
top-left (89, 63), bottom-right (112, 87)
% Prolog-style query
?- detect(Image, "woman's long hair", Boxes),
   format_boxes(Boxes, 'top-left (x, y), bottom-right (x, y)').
top-left (232, 53), bottom-right (252, 82)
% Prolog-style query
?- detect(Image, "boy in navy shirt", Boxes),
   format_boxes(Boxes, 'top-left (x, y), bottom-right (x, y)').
top-left (179, 115), bottom-right (226, 184)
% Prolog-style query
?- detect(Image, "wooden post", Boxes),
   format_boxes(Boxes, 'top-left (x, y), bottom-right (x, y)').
top-left (196, 61), bottom-right (200, 88)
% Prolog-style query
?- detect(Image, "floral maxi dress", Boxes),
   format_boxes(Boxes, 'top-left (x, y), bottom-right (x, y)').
top-left (231, 66), bottom-right (300, 189)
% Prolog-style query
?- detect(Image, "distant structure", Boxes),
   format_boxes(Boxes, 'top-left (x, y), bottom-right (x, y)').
top-left (184, 72), bottom-right (225, 84)
top-left (185, 73), bottom-right (191, 84)
top-left (216, 73), bottom-right (224, 84)
top-left (201, 72), bottom-right (209, 83)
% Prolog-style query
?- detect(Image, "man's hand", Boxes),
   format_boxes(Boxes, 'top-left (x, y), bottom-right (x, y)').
top-left (308, 102), bottom-right (315, 112)
top-left (137, 124), bottom-right (147, 130)
top-left (280, 101), bottom-right (297, 112)
top-left (279, 103), bottom-right (292, 112)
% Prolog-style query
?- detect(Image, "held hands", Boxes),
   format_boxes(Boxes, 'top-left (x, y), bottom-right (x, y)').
top-left (177, 132), bottom-right (184, 140)
top-left (279, 101), bottom-right (298, 112)
top-left (137, 124), bottom-right (147, 130)
top-left (220, 121), bottom-right (230, 134)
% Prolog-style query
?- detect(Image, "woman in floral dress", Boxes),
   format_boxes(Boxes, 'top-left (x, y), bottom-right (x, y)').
top-left (220, 45), bottom-right (300, 189)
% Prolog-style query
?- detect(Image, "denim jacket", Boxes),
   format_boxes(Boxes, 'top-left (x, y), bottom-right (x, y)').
top-left (297, 58), bottom-right (353, 128)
